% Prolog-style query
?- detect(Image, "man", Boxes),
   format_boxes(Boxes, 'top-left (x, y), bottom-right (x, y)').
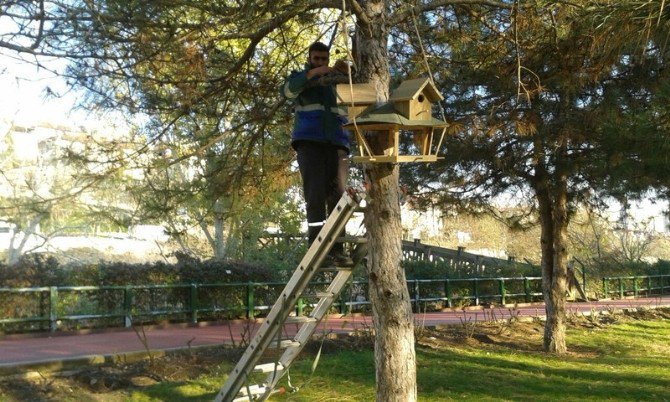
top-left (282, 41), bottom-right (352, 266)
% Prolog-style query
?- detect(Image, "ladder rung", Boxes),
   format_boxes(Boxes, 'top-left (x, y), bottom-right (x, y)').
top-left (315, 292), bottom-right (334, 298)
top-left (238, 384), bottom-right (267, 397)
top-left (233, 396), bottom-right (256, 402)
top-left (254, 362), bottom-right (284, 374)
top-left (319, 266), bottom-right (353, 272)
top-left (354, 206), bottom-right (367, 213)
top-left (269, 340), bottom-right (301, 349)
top-left (285, 316), bottom-right (317, 324)
top-left (335, 236), bottom-right (368, 243)
top-left (234, 387), bottom-right (285, 402)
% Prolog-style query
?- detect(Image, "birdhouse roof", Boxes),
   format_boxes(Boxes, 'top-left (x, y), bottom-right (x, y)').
top-left (336, 83), bottom-right (378, 105)
top-left (343, 103), bottom-right (447, 129)
top-left (389, 77), bottom-right (444, 103)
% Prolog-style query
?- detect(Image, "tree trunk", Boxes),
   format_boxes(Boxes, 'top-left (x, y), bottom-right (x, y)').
top-left (534, 141), bottom-right (568, 354)
top-left (546, 163), bottom-right (569, 354)
top-left (7, 215), bottom-right (43, 265)
top-left (213, 199), bottom-right (226, 261)
top-left (364, 163), bottom-right (417, 402)
top-left (357, 1), bottom-right (417, 400)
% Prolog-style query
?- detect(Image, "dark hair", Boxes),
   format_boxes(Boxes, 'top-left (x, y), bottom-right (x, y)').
top-left (308, 42), bottom-right (330, 55)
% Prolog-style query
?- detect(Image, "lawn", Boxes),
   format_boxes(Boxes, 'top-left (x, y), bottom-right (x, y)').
top-left (127, 309), bottom-right (670, 402)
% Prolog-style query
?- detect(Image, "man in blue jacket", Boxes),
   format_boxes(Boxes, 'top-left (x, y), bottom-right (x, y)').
top-left (282, 41), bottom-right (352, 267)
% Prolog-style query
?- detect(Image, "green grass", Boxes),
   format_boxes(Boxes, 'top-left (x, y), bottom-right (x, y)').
top-left (128, 316), bottom-right (670, 401)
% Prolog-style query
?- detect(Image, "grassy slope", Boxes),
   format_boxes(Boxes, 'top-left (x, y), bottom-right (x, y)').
top-left (129, 313), bottom-right (670, 402)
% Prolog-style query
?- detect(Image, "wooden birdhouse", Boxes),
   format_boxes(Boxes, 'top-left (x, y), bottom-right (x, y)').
top-left (336, 82), bottom-right (377, 120)
top-left (340, 77), bottom-right (448, 163)
top-left (390, 77), bottom-right (443, 121)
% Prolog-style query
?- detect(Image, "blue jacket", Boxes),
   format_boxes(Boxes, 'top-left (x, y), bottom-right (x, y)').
top-left (281, 66), bottom-right (350, 151)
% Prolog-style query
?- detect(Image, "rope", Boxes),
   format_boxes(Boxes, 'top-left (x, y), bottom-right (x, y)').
top-left (339, 0), bottom-right (375, 159)
top-left (409, 7), bottom-right (448, 157)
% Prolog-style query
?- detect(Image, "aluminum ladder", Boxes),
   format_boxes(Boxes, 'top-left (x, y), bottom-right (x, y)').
top-left (214, 190), bottom-right (367, 402)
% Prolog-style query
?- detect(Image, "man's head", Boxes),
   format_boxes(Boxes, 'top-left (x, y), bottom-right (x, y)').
top-left (308, 41), bottom-right (330, 68)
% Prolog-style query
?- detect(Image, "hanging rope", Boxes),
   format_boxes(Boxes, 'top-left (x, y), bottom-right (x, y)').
top-left (336, 0), bottom-right (375, 160)
top-left (409, 6), bottom-right (449, 156)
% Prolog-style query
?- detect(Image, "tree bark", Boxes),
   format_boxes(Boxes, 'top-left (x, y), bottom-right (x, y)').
top-left (534, 139), bottom-right (568, 354)
top-left (364, 162), bottom-right (417, 402)
top-left (357, 1), bottom-right (417, 400)
top-left (546, 150), bottom-right (569, 354)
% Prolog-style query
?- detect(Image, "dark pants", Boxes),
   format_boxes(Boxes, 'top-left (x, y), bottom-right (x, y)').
top-left (295, 141), bottom-right (349, 251)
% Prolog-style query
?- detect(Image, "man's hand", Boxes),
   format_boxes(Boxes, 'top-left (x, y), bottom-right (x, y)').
top-left (333, 60), bottom-right (350, 75)
top-left (306, 65), bottom-right (334, 79)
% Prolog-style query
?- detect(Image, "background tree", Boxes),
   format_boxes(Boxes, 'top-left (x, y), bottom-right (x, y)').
top-left (1, 1), bottom-right (317, 260)
top-left (0, 121), bottom-right (140, 264)
top-left (404, 1), bottom-right (670, 353)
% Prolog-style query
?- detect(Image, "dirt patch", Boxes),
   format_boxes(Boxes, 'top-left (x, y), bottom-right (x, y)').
top-left (417, 320), bottom-right (546, 353)
top-left (0, 347), bottom-right (240, 402)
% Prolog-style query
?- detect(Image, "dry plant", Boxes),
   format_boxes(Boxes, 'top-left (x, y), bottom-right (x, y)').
top-left (497, 306), bottom-right (521, 335)
top-left (414, 303), bottom-right (429, 341)
top-left (131, 321), bottom-right (154, 366)
top-left (458, 311), bottom-right (478, 339)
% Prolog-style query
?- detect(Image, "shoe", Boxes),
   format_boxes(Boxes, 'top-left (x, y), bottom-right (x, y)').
top-left (330, 250), bottom-right (354, 266)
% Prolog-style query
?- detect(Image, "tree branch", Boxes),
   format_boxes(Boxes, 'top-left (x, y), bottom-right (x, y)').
top-left (390, 0), bottom-right (513, 25)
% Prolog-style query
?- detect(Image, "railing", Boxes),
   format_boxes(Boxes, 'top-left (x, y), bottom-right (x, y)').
top-left (602, 275), bottom-right (670, 299)
top-left (3, 275), bottom-right (667, 334)
top-left (258, 234), bottom-right (532, 272)
top-left (401, 240), bottom-right (528, 274)
top-left (0, 276), bottom-right (544, 333)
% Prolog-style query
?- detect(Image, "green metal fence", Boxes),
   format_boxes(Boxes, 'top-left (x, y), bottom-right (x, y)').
top-left (0, 276), bottom-right (544, 333)
top-left (2, 274), bottom-right (666, 333)
top-left (602, 275), bottom-right (670, 299)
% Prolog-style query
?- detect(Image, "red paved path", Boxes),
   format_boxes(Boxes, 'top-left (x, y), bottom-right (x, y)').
top-left (1, 296), bottom-right (668, 368)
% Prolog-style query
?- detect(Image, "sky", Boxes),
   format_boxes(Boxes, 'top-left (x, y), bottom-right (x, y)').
top-left (0, 52), bottom-right (100, 129)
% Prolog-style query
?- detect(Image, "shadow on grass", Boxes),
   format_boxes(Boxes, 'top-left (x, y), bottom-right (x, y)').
top-left (418, 346), bottom-right (670, 401)
top-left (129, 381), bottom-right (218, 402)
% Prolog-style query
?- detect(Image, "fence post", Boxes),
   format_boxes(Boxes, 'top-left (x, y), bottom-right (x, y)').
top-left (473, 279), bottom-right (479, 306)
top-left (341, 278), bottom-right (352, 315)
top-left (246, 282), bottom-right (255, 319)
top-left (524, 277), bottom-right (531, 303)
top-left (619, 278), bottom-right (624, 299)
top-left (457, 247), bottom-right (465, 273)
top-left (633, 277), bottom-right (638, 298)
top-left (296, 297), bottom-right (305, 316)
top-left (582, 268), bottom-right (587, 298)
top-left (603, 278), bottom-right (609, 298)
top-left (190, 284), bottom-right (198, 324)
top-left (124, 286), bottom-right (133, 328)
top-left (499, 279), bottom-right (506, 305)
top-left (414, 280), bottom-right (420, 312)
top-left (49, 286), bottom-right (58, 333)
top-left (445, 279), bottom-right (452, 308)
top-left (648, 276), bottom-right (653, 296)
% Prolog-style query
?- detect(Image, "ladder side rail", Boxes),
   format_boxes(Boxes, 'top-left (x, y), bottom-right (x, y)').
top-left (215, 192), bottom-right (360, 402)
top-left (260, 243), bottom-right (368, 400)
top-left (269, 270), bottom-right (355, 382)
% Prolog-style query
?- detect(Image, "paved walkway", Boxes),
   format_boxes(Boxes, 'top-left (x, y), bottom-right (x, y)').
top-left (1, 296), bottom-right (668, 371)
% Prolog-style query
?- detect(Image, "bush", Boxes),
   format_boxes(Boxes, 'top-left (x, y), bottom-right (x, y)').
top-left (0, 252), bottom-right (285, 334)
